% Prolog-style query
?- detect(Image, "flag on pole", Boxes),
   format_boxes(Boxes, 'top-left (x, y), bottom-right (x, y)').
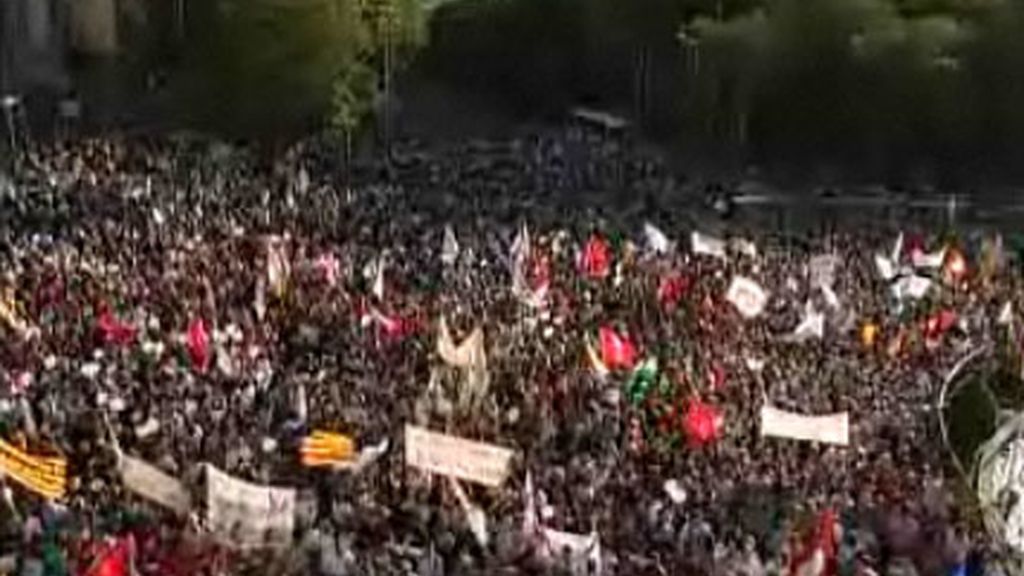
top-left (579, 235), bottom-right (611, 279)
top-left (657, 274), bottom-right (689, 310)
top-left (683, 399), bottom-right (723, 447)
top-left (624, 357), bottom-right (658, 405)
top-left (643, 222), bottom-right (673, 254)
top-left (0, 438), bottom-right (66, 500)
top-left (300, 431), bottom-right (355, 468)
top-left (911, 247), bottom-right (947, 269)
top-left (510, 223), bottom-right (549, 308)
top-left (266, 236), bottom-right (291, 298)
top-left (786, 302), bottom-right (825, 342)
top-left (187, 318), bottom-right (210, 374)
top-left (599, 326), bottom-right (636, 370)
top-left (97, 305), bottom-right (137, 347)
top-left (441, 225), bottom-right (460, 266)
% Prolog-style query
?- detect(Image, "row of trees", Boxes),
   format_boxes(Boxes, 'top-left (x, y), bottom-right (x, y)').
top-left (422, 0), bottom-right (1024, 181)
top-left (175, 0), bottom-right (425, 163)
top-left (147, 0), bottom-right (1024, 181)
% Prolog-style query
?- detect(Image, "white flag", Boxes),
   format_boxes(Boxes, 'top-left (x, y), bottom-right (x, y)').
top-left (760, 406), bottom-right (849, 446)
top-left (119, 453), bottom-right (190, 515)
top-left (786, 303), bottom-right (824, 342)
top-left (875, 254), bottom-right (897, 281)
top-left (438, 317), bottom-right (485, 368)
top-left (726, 277), bottom-right (768, 319)
top-left (691, 231), bottom-right (727, 260)
top-left (266, 236), bottom-right (290, 297)
top-left (363, 256), bottom-right (386, 301)
top-left (205, 464), bottom-right (296, 549)
top-left (912, 247), bottom-right (947, 269)
top-left (511, 224), bottom-right (547, 309)
top-left (437, 317), bottom-right (490, 406)
top-left (449, 478), bottom-right (489, 548)
top-left (893, 275), bottom-right (932, 300)
top-left (731, 238), bottom-right (758, 259)
top-left (820, 284), bottom-right (841, 311)
top-left (442, 225), bottom-right (460, 266)
top-left (998, 302), bottom-right (1014, 326)
top-left (643, 223), bottom-right (673, 255)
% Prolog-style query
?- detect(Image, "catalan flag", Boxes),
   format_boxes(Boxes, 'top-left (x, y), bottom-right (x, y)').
top-left (300, 431), bottom-right (355, 468)
top-left (0, 438), bottom-right (67, 500)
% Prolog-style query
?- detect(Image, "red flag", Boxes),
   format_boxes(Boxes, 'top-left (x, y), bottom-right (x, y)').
top-left (599, 326), bottom-right (636, 370)
top-left (924, 309), bottom-right (957, 348)
top-left (97, 305), bottom-right (137, 347)
top-left (85, 537), bottom-right (132, 576)
top-left (187, 318), bottom-right (210, 373)
top-left (683, 399), bottom-right (722, 447)
top-left (789, 509), bottom-right (838, 576)
top-left (657, 273), bottom-right (689, 310)
top-left (579, 235), bottom-right (611, 279)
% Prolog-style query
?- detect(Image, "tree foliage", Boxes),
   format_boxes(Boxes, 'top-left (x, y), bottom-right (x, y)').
top-left (178, 0), bottom-right (424, 141)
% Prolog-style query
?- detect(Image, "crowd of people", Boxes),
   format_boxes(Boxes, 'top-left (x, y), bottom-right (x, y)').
top-left (0, 132), bottom-right (1016, 576)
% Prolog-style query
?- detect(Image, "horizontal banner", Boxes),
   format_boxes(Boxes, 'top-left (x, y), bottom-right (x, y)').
top-left (404, 425), bottom-right (512, 487)
top-left (760, 406), bottom-right (849, 446)
top-left (205, 464), bottom-right (295, 549)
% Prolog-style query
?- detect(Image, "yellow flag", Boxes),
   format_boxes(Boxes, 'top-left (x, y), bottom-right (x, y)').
top-left (300, 431), bottom-right (355, 467)
top-left (0, 438), bottom-right (67, 500)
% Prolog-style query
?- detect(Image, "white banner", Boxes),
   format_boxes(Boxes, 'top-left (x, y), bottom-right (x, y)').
top-left (404, 425), bottom-right (512, 487)
top-left (691, 231), bottom-right (727, 260)
top-left (205, 464), bottom-right (296, 549)
top-left (760, 406), bottom-right (849, 446)
top-left (120, 454), bottom-right (190, 515)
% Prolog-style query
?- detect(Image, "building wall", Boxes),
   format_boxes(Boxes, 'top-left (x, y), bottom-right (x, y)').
top-left (0, 0), bottom-right (69, 94)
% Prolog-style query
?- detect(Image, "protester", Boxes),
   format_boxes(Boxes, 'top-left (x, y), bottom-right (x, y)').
top-left (0, 134), bottom-right (1009, 575)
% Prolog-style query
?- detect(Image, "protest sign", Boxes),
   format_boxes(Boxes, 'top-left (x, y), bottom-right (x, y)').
top-left (404, 425), bottom-right (513, 487)
top-left (760, 406), bottom-right (849, 446)
top-left (205, 464), bottom-right (296, 549)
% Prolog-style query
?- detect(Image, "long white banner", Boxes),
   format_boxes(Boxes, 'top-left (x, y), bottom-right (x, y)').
top-left (405, 425), bottom-right (512, 487)
top-left (205, 464), bottom-right (296, 549)
top-left (760, 406), bottom-right (849, 446)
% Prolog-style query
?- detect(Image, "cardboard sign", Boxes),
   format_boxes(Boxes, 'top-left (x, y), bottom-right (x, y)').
top-left (0, 438), bottom-right (66, 500)
top-left (760, 406), bottom-right (849, 446)
top-left (404, 425), bottom-right (512, 487)
top-left (205, 464), bottom-right (296, 549)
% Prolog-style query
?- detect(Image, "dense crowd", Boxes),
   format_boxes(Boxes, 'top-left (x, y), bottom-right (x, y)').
top-left (0, 133), bottom-right (1015, 576)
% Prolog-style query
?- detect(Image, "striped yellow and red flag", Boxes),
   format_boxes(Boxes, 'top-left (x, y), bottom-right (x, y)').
top-left (0, 438), bottom-right (67, 500)
top-left (299, 431), bottom-right (355, 468)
